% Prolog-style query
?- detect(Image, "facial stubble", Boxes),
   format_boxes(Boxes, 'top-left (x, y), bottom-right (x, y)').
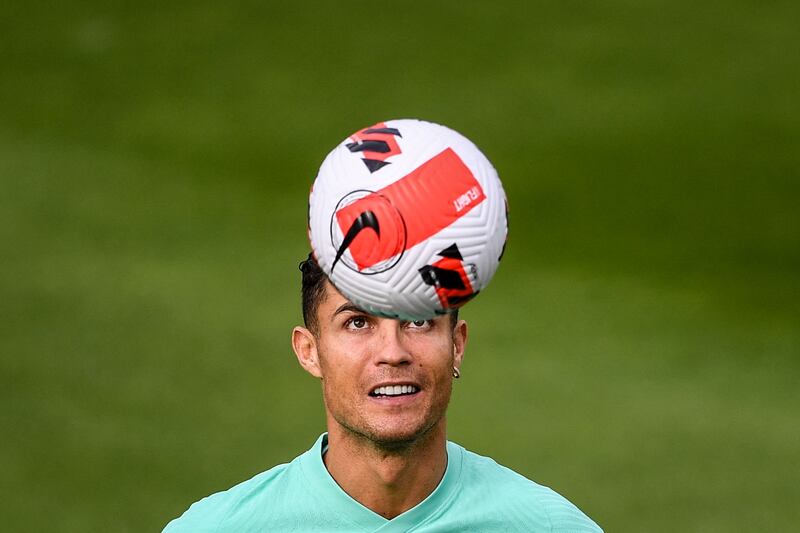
top-left (317, 341), bottom-right (455, 453)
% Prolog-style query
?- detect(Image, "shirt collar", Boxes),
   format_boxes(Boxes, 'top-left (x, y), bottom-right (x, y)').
top-left (298, 433), bottom-right (464, 530)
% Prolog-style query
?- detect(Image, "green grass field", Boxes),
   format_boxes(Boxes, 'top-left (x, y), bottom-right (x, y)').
top-left (1, 2), bottom-right (798, 531)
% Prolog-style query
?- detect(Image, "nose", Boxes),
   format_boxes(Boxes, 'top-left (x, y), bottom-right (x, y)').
top-left (373, 321), bottom-right (412, 367)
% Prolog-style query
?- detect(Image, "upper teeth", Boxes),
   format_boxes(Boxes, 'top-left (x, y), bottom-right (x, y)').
top-left (372, 385), bottom-right (418, 396)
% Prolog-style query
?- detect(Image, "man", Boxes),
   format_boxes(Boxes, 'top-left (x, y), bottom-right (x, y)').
top-left (163, 256), bottom-right (603, 532)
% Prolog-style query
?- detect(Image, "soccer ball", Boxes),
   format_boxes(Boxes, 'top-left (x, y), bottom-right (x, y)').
top-left (307, 119), bottom-right (508, 320)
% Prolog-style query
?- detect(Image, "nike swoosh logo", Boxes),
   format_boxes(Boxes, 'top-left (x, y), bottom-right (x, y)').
top-left (332, 210), bottom-right (380, 272)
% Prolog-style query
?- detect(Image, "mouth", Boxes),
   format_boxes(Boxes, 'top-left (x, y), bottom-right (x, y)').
top-left (369, 384), bottom-right (420, 398)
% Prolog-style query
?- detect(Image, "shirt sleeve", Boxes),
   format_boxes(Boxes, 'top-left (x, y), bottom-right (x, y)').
top-left (161, 492), bottom-right (232, 533)
top-left (543, 489), bottom-right (604, 533)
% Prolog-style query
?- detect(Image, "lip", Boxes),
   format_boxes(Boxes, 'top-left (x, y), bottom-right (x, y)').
top-left (367, 381), bottom-right (422, 405)
top-left (368, 391), bottom-right (422, 406)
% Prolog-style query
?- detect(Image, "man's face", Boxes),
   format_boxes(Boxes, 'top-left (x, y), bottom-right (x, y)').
top-left (292, 281), bottom-right (467, 447)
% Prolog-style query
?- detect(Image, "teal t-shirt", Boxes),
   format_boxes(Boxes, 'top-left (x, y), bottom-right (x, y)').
top-left (163, 434), bottom-right (602, 532)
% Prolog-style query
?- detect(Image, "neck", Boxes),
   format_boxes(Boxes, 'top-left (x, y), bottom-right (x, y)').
top-left (323, 421), bottom-right (449, 519)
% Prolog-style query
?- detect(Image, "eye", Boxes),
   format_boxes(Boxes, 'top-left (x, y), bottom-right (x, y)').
top-left (407, 319), bottom-right (432, 330)
top-left (346, 316), bottom-right (369, 330)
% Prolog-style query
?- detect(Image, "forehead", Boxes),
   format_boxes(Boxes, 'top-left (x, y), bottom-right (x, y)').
top-left (319, 280), bottom-right (349, 310)
top-left (317, 280), bottom-right (454, 329)
top-left (314, 280), bottom-right (368, 322)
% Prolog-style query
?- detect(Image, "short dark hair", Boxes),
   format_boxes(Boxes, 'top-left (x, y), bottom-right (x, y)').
top-left (299, 254), bottom-right (458, 334)
top-left (299, 254), bottom-right (328, 334)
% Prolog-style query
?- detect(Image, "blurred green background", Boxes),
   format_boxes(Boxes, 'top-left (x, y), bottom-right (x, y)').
top-left (2, 1), bottom-right (798, 531)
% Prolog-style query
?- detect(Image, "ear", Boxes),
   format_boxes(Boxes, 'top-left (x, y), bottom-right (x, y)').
top-left (292, 326), bottom-right (323, 379)
top-left (452, 319), bottom-right (468, 371)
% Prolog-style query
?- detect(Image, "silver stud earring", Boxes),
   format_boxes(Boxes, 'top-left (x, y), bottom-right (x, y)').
top-left (453, 367), bottom-right (461, 379)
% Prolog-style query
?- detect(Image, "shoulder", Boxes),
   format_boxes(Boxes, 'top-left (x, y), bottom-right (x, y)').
top-left (452, 442), bottom-right (603, 532)
top-left (161, 461), bottom-right (293, 533)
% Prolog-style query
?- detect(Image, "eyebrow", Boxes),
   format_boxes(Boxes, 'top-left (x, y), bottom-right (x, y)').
top-left (333, 303), bottom-right (368, 316)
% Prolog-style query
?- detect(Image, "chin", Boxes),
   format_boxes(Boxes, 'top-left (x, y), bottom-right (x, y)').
top-left (360, 417), bottom-right (442, 450)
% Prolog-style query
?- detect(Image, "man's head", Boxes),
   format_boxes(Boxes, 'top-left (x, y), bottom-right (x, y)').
top-left (293, 255), bottom-right (467, 449)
